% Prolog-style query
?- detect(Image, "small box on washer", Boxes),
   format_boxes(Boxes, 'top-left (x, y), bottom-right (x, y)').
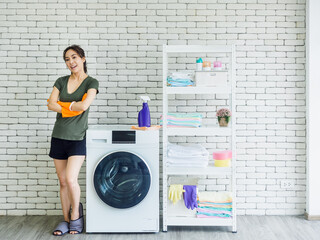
top-left (195, 71), bottom-right (228, 87)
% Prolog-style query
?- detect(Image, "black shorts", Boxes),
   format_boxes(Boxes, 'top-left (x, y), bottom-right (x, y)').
top-left (49, 137), bottom-right (86, 160)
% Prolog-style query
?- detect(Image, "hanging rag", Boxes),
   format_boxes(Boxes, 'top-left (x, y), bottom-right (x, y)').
top-left (183, 185), bottom-right (198, 210)
top-left (168, 185), bottom-right (185, 204)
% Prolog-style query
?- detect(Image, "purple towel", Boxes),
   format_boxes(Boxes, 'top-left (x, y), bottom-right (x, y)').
top-left (183, 185), bottom-right (198, 210)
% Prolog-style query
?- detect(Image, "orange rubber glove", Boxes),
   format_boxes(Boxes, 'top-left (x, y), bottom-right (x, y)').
top-left (57, 93), bottom-right (87, 118)
top-left (46, 93), bottom-right (87, 118)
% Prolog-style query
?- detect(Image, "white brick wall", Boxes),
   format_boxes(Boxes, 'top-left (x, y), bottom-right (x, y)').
top-left (0, 0), bottom-right (306, 216)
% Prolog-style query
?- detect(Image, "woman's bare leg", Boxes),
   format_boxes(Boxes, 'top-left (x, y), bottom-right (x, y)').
top-left (53, 159), bottom-right (71, 235)
top-left (66, 155), bottom-right (85, 234)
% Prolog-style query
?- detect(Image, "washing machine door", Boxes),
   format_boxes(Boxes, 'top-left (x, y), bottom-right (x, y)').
top-left (93, 151), bottom-right (151, 209)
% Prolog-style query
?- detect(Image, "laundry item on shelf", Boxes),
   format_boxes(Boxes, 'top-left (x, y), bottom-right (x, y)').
top-left (198, 191), bottom-right (232, 202)
top-left (167, 72), bottom-right (194, 87)
top-left (160, 113), bottom-right (202, 128)
top-left (196, 192), bottom-right (232, 219)
top-left (213, 150), bottom-right (232, 167)
top-left (168, 184), bottom-right (185, 204)
top-left (183, 185), bottom-right (198, 210)
top-left (166, 142), bottom-right (209, 167)
top-left (131, 125), bottom-right (161, 131)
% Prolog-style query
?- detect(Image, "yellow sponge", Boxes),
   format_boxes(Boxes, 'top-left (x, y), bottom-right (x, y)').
top-left (214, 159), bottom-right (231, 167)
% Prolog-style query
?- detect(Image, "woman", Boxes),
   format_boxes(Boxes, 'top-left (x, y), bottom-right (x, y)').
top-left (47, 45), bottom-right (99, 235)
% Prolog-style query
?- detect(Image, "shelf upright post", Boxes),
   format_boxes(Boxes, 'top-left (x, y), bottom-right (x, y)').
top-left (162, 44), bottom-right (169, 232)
top-left (231, 44), bottom-right (237, 233)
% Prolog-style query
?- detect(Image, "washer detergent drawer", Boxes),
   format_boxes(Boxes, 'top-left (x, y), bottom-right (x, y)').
top-left (87, 129), bottom-right (159, 146)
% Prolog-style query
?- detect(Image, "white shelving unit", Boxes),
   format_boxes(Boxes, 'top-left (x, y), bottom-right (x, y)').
top-left (162, 45), bottom-right (236, 232)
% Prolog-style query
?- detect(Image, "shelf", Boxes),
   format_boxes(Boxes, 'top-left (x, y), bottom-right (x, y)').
top-left (167, 217), bottom-right (233, 226)
top-left (195, 70), bottom-right (228, 72)
top-left (162, 45), bottom-right (236, 232)
top-left (164, 45), bottom-right (233, 53)
top-left (165, 125), bottom-right (231, 136)
top-left (166, 164), bottom-right (231, 175)
top-left (165, 86), bottom-right (231, 94)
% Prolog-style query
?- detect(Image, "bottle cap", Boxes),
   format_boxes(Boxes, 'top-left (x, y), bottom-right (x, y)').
top-left (140, 96), bottom-right (150, 102)
top-left (196, 58), bottom-right (203, 63)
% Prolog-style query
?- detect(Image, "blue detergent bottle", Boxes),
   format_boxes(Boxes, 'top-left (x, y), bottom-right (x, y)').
top-left (138, 96), bottom-right (151, 127)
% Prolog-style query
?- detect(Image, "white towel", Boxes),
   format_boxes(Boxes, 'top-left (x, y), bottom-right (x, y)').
top-left (167, 156), bottom-right (209, 163)
top-left (167, 142), bottom-right (209, 157)
top-left (167, 162), bottom-right (208, 167)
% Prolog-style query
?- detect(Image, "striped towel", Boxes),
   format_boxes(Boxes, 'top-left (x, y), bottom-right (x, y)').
top-left (196, 191), bottom-right (233, 219)
top-left (167, 77), bottom-right (194, 87)
top-left (167, 72), bottom-right (194, 87)
top-left (160, 113), bottom-right (202, 128)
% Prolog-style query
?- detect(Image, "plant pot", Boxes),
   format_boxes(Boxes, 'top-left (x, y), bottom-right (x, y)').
top-left (218, 116), bottom-right (230, 127)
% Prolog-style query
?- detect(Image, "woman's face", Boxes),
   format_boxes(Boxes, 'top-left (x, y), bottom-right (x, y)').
top-left (64, 49), bottom-right (85, 74)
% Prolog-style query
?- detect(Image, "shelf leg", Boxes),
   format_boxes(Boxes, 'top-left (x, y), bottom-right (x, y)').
top-left (163, 225), bottom-right (167, 232)
top-left (232, 224), bottom-right (237, 233)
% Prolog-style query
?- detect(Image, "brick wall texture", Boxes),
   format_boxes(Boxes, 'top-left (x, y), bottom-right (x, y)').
top-left (0, 0), bottom-right (306, 216)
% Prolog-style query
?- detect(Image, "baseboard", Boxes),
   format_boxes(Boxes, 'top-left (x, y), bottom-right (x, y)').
top-left (305, 212), bottom-right (320, 220)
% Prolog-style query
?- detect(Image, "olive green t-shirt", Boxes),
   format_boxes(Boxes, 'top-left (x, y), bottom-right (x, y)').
top-left (51, 75), bottom-right (99, 140)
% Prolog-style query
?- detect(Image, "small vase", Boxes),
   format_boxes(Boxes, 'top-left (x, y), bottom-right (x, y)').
top-left (218, 116), bottom-right (230, 127)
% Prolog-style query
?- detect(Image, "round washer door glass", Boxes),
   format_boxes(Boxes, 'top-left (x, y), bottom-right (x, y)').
top-left (94, 151), bottom-right (151, 209)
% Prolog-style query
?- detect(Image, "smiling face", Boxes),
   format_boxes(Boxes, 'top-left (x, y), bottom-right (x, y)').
top-left (64, 49), bottom-right (86, 74)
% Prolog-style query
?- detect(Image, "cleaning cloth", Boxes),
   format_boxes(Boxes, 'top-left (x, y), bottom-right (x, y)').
top-left (168, 184), bottom-right (185, 204)
top-left (183, 185), bottom-right (198, 210)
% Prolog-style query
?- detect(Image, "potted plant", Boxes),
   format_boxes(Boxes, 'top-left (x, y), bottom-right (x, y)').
top-left (216, 108), bottom-right (231, 127)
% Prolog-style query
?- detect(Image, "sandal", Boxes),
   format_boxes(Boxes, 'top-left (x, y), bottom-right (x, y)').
top-left (52, 221), bottom-right (69, 236)
top-left (69, 202), bottom-right (84, 234)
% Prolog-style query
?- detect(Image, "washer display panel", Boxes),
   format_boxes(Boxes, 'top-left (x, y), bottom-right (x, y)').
top-left (94, 151), bottom-right (151, 209)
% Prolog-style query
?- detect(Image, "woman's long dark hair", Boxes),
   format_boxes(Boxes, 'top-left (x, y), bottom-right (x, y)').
top-left (63, 45), bottom-right (87, 73)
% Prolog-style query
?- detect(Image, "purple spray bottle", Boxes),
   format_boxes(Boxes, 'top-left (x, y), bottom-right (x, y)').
top-left (138, 96), bottom-right (151, 127)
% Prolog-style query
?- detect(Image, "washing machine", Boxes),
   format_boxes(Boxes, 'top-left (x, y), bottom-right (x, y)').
top-left (86, 125), bottom-right (159, 233)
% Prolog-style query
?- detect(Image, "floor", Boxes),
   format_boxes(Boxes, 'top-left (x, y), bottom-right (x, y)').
top-left (0, 215), bottom-right (319, 240)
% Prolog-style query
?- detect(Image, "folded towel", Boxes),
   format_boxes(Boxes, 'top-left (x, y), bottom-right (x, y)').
top-left (167, 162), bottom-right (209, 168)
top-left (197, 206), bottom-right (232, 211)
top-left (167, 72), bottom-right (194, 87)
top-left (197, 192), bottom-right (232, 203)
top-left (160, 113), bottom-right (202, 128)
top-left (198, 202), bottom-right (232, 206)
top-left (167, 156), bottom-right (209, 163)
top-left (167, 142), bottom-right (208, 157)
top-left (167, 77), bottom-right (194, 87)
top-left (197, 208), bottom-right (232, 215)
top-left (196, 213), bottom-right (232, 218)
